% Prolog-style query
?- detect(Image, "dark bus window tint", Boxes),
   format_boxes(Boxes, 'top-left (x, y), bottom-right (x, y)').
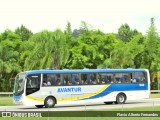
top-left (114, 73), bottom-right (130, 83)
top-left (98, 73), bottom-right (113, 84)
top-left (42, 74), bottom-right (52, 86)
top-left (50, 74), bottom-right (62, 86)
top-left (50, 74), bottom-right (58, 85)
top-left (90, 73), bottom-right (97, 84)
top-left (56, 74), bottom-right (62, 85)
top-left (143, 72), bottom-right (148, 83)
top-left (64, 74), bottom-right (71, 85)
top-left (107, 73), bottom-right (114, 83)
top-left (81, 74), bottom-right (88, 85)
top-left (42, 74), bottom-right (62, 86)
top-left (71, 74), bottom-right (80, 85)
top-left (114, 73), bottom-right (122, 83)
top-left (131, 72), bottom-right (147, 83)
top-left (104, 73), bottom-right (114, 83)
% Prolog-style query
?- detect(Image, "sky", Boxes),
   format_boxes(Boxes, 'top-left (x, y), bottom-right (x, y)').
top-left (0, 0), bottom-right (160, 34)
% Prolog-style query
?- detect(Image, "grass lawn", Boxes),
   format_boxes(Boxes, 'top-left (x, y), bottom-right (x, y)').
top-left (0, 96), bottom-right (13, 106)
top-left (150, 93), bottom-right (160, 98)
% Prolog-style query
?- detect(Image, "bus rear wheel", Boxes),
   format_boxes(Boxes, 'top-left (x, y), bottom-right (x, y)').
top-left (116, 93), bottom-right (126, 104)
top-left (44, 96), bottom-right (56, 108)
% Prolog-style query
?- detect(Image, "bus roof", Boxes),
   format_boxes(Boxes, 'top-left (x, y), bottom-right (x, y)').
top-left (22, 68), bottom-right (148, 75)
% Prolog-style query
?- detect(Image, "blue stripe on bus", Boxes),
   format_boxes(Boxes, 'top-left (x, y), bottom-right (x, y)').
top-left (82, 83), bottom-right (148, 100)
top-left (25, 69), bottom-right (147, 75)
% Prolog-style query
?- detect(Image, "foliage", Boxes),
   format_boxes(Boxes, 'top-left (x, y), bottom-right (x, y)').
top-left (23, 29), bottom-right (69, 70)
top-left (143, 18), bottom-right (159, 72)
top-left (118, 23), bottom-right (134, 42)
top-left (0, 18), bottom-right (160, 91)
top-left (15, 25), bottom-right (33, 41)
top-left (0, 30), bottom-right (22, 91)
top-left (151, 77), bottom-right (158, 90)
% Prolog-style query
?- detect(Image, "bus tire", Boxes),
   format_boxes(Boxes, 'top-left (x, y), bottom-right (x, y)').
top-left (35, 105), bottom-right (44, 108)
top-left (44, 96), bottom-right (56, 108)
top-left (116, 93), bottom-right (126, 104)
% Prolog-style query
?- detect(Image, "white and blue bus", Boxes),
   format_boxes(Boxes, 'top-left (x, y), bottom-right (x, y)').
top-left (13, 68), bottom-right (150, 108)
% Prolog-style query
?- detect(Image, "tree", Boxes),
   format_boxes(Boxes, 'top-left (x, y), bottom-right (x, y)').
top-left (111, 41), bottom-right (134, 68)
top-left (69, 42), bottom-right (91, 68)
top-left (143, 18), bottom-right (159, 72)
top-left (128, 32), bottom-right (145, 68)
top-left (63, 22), bottom-right (76, 68)
top-left (69, 29), bottom-right (101, 69)
top-left (0, 30), bottom-right (22, 91)
top-left (118, 23), bottom-right (133, 42)
top-left (24, 29), bottom-right (69, 70)
top-left (15, 25), bottom-right (33, 41)
top-left (79, 21), bottom-right (92, 35)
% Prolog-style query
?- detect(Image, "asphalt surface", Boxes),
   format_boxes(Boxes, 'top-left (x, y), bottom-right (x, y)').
top-left (0, 98), bottom-right (160, 112)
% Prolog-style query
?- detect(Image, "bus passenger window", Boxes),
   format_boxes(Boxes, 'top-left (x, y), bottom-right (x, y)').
top-left (42, 74), bottom-right (52, 86)
top-left (53, 74), bottom-right (61, 85)
top-left (71, 74), bottom-right (79, 85)
top-left (110, 80), bottom-right (114, 83)
top-left (141, 77), bottom-right (146, 83)
top-left (47, 78), bottom-right (51, 86)
top-left (131, 72), bottom-right (147, 83)
top-left (75, 80), bottom-right (79, 85)
top-left (98, 73), bottom-right (110, 84)
top-left (125, 79), bottom-right (129, 83)
top-left (90, 73), bottom-right (97, 85)
top-left (43, 80), bottom-right (47, 86)
top-left (92, 80), bottom-right (97, 84)
top-left (81, 74), bottom-right (88, 85)
top-left (131, 78), bottom-right (137, 83)
top-left (82, 80), bottom-right (87, 84)
top-left (63, 74), bottom-right (72, 85)
top-left (49, 74), bottom-right (56, 85)
top-left (101, 78), bottom-right (105, 84)
top-left (56, 78), bottom-right (61, 85)
top-left (74, 75), bottom-right (80, 85)
top-left (140, 72), bottom-right (147, 83)
top-left (107, 73), bottom-right (114, 83)
top-left (66, 80), bottom-right (72, 85)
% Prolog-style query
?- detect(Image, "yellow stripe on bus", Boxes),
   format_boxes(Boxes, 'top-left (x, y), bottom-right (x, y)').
top-left (26, 84), bottom-right (110, 102)
top-left (26, 95), bottom-right (44, 102)
top-left (57, 84), bottom-right (110, 102)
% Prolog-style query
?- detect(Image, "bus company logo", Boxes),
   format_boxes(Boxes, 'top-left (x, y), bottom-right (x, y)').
top-left (2, 112), bottom-right (11, 117)
top-left (57, 87), bottom-right (81, 93)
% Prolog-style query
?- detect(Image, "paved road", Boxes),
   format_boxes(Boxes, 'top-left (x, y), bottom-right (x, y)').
top-left (0, 98), bottom-right (160, 112)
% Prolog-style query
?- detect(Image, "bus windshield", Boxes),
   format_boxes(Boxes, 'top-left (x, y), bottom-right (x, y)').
top-left (13, 73), bottom-right (26, 96)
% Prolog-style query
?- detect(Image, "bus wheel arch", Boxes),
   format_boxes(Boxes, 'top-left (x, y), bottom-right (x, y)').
top-left (116, 92), bottom-right (127, 104)
top-left (44, 96), bottom-right (57, 108)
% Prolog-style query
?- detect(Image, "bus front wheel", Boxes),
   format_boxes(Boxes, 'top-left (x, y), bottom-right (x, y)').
top-left (116, 93), bottom-right (126, 104)
top-left (44, 96), bottom-right (56, 108)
